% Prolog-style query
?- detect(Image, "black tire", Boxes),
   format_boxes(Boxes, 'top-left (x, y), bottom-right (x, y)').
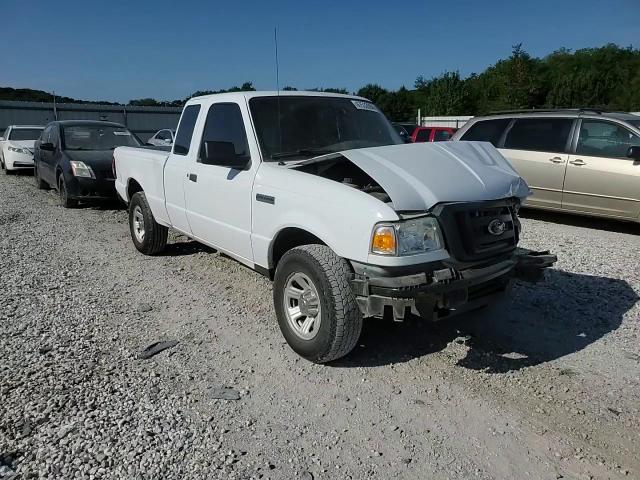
top-left (58, 175), bottom-right (78, 208)
top-left (273, 244), bottom-right (362, 363)
top-left (34, 164), bottom-right (49, 190)
top-left (128, 191), bottom-right (168, 255)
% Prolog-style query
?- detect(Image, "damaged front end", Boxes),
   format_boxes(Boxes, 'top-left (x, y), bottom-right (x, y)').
top-left (351, 247), bottom-right (557, 322)
top-left (350, 196), bottom-right (556, 321)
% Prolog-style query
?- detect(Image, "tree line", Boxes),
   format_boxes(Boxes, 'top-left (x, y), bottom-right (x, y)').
top-left (2, 44), bottom-right (638, 121)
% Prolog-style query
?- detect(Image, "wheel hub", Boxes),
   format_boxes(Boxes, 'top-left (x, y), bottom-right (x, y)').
top-left (283, 272), bottom-right (321, 340)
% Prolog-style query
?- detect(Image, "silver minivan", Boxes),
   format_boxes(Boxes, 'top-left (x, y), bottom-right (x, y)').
top-left (452, 109), bottom-right (640, 222)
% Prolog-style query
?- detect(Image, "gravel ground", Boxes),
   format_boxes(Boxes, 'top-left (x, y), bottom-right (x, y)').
top-left (1, 171), bottom-right (639, 480)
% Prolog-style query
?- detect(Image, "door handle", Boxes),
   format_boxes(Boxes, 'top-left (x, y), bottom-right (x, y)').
top-left (549, 157), bottom-right (565, 163)
top-left (569, 159), bottom-right (586, 166)
top-left (188, 173), bottom-right (198, 182)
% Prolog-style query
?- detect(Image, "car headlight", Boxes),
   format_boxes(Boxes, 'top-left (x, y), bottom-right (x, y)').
top-left (371, 216), bottom-right (444, 256)
top-left (70, 161), bottom-right (95, 178)
top-left (7, 146), bottom-right (29, 154)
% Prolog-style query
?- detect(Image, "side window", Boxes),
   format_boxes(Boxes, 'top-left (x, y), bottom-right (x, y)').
top-left (156, 130), bottom-right (167, 141)
top-left (415, 128), bottom-right (432, 142)
top-left (460, 118), bottom-right (511, 147)
top-left (576, 120), bottom-right (640, 158)
top-left (173, 105), bottom-right (201, 155)
top-left (199, 103), bottom-right (250, 165)
top-left (503, 118), bottom-right (573, 153)
top-left (41, 126), bottom-right (51, 143)
top-left (433, 129), bottom-right (453, 142)
top-left (49, 126), bottom-right (59, 147)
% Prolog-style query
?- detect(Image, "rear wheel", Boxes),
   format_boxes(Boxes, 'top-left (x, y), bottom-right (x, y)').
top-left (273, 244), bottom-right (362, 363)
top-left (58, 175), bottom-right (77, 208)
top-left (129, 191), bottom-right (168, 255)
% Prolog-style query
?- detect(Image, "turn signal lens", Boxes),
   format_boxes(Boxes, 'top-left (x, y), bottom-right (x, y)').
top-left (371, 225), bottom-right (397, 255)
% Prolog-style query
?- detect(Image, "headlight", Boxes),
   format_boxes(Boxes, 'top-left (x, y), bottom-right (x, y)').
top-left (371, 216), bottom-right (444, 256)
top-left (8, 146), bottom-right (29, 154)
top-left (70, 161), bottom-right (95, 178)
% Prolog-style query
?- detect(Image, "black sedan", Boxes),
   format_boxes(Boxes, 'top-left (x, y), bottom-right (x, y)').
top-left (33, 121), bottom-right (140, 207)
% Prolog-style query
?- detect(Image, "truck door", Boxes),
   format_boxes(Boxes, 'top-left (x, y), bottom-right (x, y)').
top-left (163, 104), bottom-right (201, 235)
top-left (183, 101), bottom-right (257, 265)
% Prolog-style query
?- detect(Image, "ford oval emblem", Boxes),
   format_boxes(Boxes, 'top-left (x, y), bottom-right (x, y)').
top-left (487, 218), bottom-right (506, 236)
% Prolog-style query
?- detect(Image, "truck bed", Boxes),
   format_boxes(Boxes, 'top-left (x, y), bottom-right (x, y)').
top-left (113, 146), bottom-right (171, 225)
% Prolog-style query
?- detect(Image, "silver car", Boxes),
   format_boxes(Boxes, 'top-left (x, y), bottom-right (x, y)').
top-left (146, 129), bottom-right (175, 147)
top-left (452, 109), bottom-right (640, 223)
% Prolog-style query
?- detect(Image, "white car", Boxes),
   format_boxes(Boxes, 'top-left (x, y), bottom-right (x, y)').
top-left (146, 129), bottom-right (175, 147)
top-left (0, 125), bottom-right (45, 173)
top-left (113, 91), bottom-right (556, 363)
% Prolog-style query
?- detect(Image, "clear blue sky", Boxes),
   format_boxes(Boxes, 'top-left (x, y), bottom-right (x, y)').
top-left (2, 0), bottom-right (639, 104)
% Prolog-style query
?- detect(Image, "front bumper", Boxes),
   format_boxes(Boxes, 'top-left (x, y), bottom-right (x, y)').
top-left (65, 174), bottom-right (117, 200)
top-left (351, 248), bottom-right (557, 321)
top-left (5, 152), bottom-right (34, 170)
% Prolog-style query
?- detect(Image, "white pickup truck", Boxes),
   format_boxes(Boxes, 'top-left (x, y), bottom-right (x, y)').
top-left (114, 91), bottom-right (556, 363)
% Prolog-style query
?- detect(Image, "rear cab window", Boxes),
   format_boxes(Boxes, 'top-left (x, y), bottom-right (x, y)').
top-left (173, 104), bottom-right (201, 155)
top-left (460, 118), bottom-right (511, 147)
top-left (433, 129), bottom-right (453, 142)
top-left (415, 128), bottom-right (432, 142)
top-left (503, 118), bottom-right (573, 153)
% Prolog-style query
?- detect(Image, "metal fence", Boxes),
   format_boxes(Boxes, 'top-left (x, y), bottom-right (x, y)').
top-left (0, 100), bottom-right (182, 142)
top-left (420, 116), bottom-right (473, 129)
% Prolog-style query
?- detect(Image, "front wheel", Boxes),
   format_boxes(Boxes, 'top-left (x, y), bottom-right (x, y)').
top-left (129, 191), bottom-right (168, 255)
top-left (273, 244), bottom-right (363, 363)
top-left (58, 175), bottom-right (77, 208)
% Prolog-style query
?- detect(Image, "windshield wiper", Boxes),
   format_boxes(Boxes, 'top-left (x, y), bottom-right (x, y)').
top-left (270, 149), bottom-right (333, 161)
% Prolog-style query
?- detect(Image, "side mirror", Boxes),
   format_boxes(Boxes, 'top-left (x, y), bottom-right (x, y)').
top-left (40, 142), bottom-right (55, 151)
top-left (0, 137), bottom-right (4, 141)
top-left (626, 145), bottom-right (640, 161)
top-left (202, 141), bottom-right (250, 169)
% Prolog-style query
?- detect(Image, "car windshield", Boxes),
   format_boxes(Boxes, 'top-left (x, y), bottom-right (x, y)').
top-left (9, 128), bottom-right (44, 141)
top-left (62, 125), bottom-right (141, 150)
top-left (249, 96), bottom-right (403, 161)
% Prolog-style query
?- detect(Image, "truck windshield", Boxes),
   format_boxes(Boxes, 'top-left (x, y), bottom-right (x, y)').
top-left (62, 125), bottom-right (141, 151)
top-left (9, 128), bottom-right (44, 141)
top-left (249, 96), bottom-right (403, 161)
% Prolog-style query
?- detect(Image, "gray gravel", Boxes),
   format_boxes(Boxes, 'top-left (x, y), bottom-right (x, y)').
top-left (1, 171), bottom-right (639, 480)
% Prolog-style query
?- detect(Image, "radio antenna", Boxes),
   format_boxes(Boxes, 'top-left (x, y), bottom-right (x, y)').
top-left (274, 27), bottom-right (283, 156)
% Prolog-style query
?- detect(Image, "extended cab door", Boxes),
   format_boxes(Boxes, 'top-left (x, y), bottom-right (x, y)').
top-left (499, 117), bottom-right (574, 209)
top-left (183, 101), bottom-right (258, 264)
top-left (163, 104), bottom-right (201, 235)
top-left (562, 119), bottom-right (640, 219)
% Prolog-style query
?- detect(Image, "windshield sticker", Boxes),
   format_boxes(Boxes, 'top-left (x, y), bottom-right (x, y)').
top-left (113, 131), bottom-right (131, 136)
top-left (351, 100), bottom-right (378, 112)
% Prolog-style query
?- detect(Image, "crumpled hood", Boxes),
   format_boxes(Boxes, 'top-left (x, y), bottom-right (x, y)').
top-left (339, 141), bottom-right (531, 211)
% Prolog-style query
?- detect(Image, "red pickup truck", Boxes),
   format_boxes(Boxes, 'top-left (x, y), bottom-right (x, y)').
top-left (412, 126), bottom-right (457, 142)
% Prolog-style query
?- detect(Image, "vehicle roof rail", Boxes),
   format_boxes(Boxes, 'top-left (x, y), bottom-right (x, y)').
top-left (487, 108), bottom-right (608, 115)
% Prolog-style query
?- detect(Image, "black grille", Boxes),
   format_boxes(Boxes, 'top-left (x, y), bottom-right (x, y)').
top-left (433, 200), bottom-right (519, 262)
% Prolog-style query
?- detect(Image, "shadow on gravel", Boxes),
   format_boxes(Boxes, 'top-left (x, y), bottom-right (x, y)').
top-left (159, 240), bottom-right (213, 257)
top-left (333, 269), bottom-right (638, 372)
top-left (519, 208), bottom-right (640, 235)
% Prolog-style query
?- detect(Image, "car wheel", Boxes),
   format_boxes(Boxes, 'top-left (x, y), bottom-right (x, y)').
top-left (273, 244), bottom-right (362, 363)
top-left (129, 191), bottom-right (168, 255)
top-left (58, 175), bottom-right (78, 208)
top-left (34, 164), bottom-right (49, 190)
